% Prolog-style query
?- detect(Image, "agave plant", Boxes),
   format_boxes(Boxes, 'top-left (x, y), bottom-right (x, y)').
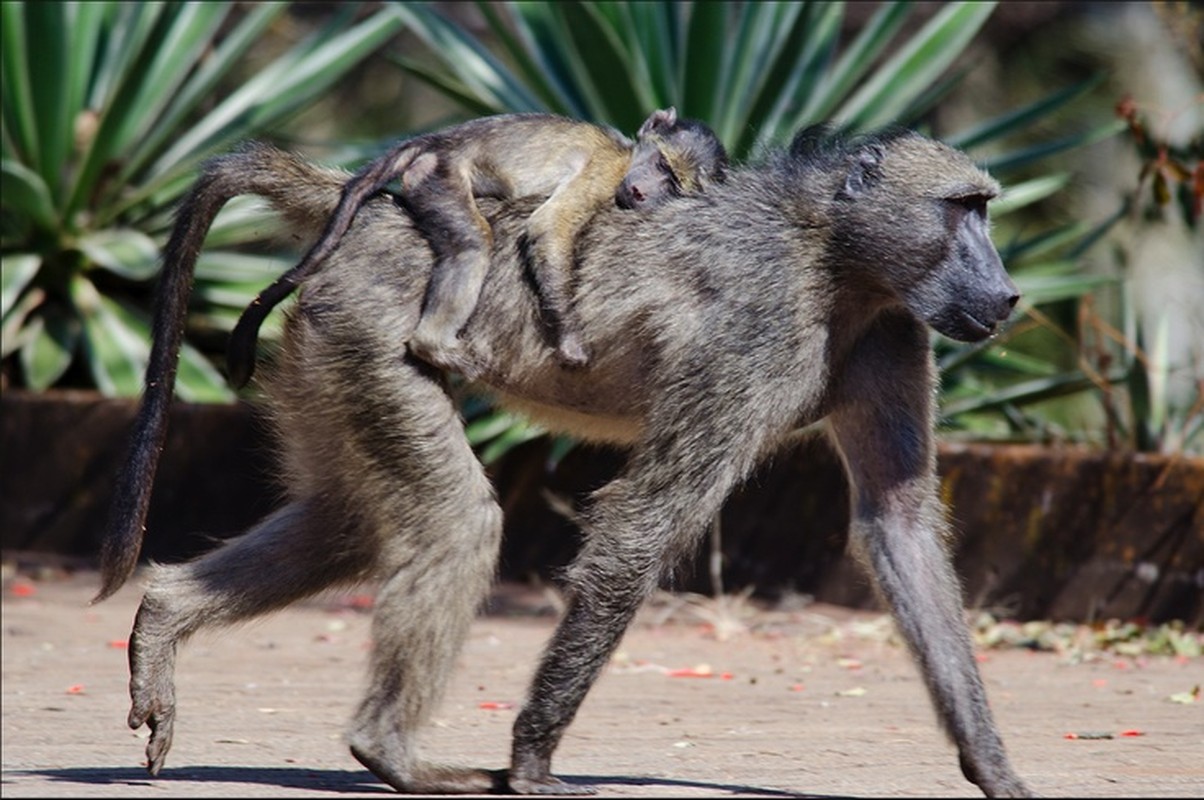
top-left (381, 0), bottom-right (1126, 460)
top-left (1, 2), bottom-right (402, 398)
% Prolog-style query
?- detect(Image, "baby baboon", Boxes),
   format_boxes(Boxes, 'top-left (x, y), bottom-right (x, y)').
top-left (98, 126), bottom-right (1030, 797)
top-left (226, 108), bottom-right (727, 386)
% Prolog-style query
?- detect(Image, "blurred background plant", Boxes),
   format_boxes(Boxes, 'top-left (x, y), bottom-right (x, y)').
top-left (3, 0), bottom-right (1199, 457)
top-left (1, 1), bottom-right (402, 399)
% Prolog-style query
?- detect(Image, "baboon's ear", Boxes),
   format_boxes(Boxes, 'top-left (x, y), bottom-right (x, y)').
top-left (639, 107), bottom-right (678, 137)
top-left (838, 142), bottom-right (886, 200)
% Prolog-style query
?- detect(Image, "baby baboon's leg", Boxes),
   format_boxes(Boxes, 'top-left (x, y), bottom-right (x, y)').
top-left (826, 313), bottom-right (1029, 798)
top-left (404, 167), bottom-right (494, 378)
top-left (129, 500), bottom-right (373, 775)
top-left (523, 162), bottom-right (618, 369)
top-left (281, 306), bottom-right (505, 792)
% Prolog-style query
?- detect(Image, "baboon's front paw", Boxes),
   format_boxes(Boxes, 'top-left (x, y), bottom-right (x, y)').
top-left (983, 778), bottom-right (1036, 798)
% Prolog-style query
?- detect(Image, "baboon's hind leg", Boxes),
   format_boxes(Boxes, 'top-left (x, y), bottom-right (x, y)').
top-left (284, 307), bottom-right (505, 792)
top-left (128, 500), bottom-right (372, 775)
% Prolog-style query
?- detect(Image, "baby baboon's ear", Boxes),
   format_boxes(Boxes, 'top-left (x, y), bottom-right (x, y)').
top-left (838, 142), bottom-right (886, 200)
top-left (638, 107), bottom-right (678, 138)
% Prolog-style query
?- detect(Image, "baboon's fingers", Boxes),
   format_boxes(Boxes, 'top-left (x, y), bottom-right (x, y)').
top-left (143, 709), bottom-right (175, 776)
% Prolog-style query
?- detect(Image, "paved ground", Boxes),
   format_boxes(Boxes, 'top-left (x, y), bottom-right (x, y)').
top-left (2, 564), bottom-right (1201, 798)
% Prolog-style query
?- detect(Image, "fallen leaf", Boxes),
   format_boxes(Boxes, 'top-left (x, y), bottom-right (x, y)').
top-left (1168, 685), bottom-right (1199, 704)
top-left (1119, 729), bottom-right (1144, 737)
top-left (65, 684), bottom-right (85, 695)
top-left (107, 639), bottom-right (129, 649)
top-left (836, 687), bottom-right (867, 697)
top-left (667, 664), bottom-right (715, 678)
top-left (11, 583), bottom-right (35, 598)
top-left (478, 701), bottom-right (514, 710)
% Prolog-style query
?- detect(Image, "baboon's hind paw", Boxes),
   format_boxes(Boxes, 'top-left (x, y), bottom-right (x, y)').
top-left (507, 773), bottom-right (597, 796)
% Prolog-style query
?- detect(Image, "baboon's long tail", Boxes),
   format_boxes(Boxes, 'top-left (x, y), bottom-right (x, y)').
top-left (226, 143), bottom-right (422, 389)
top-left (93, 143), bottom-right (329, 603)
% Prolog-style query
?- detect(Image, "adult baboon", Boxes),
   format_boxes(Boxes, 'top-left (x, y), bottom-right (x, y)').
top-left (99, 126), bottom-right (1029, 796)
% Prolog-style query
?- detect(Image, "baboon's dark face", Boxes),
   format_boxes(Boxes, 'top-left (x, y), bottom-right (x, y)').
top-left (616, 120), bottom-right (728, 210)
top-left (835, 136), bottom-right (1019, 343)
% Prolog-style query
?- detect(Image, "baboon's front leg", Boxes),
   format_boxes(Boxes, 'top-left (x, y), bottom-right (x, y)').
top-left (508, 389), bottom-right (783, 794)
top-left (827, 313), bottom-right (1031, 798)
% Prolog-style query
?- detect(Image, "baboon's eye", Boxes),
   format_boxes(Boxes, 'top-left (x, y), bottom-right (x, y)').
top-left (658, 155), bottom-right (683, 194)
top-left (948, 195), bottom-right (989, 218)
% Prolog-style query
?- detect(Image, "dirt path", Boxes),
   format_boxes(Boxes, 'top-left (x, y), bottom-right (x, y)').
top-left (2, 567), bottom-right (1201, 798)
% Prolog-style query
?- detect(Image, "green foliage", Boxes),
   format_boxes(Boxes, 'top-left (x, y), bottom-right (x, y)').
top-left (387, 0), bottom-right (1127, 458)
top-left (1, 2), bottom-right (402, 397)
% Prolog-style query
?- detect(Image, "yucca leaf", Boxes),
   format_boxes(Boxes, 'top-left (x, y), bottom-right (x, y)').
top-left (516, 4), bottom-right (621, 123)
top-left (713, 2), bottom-right (806, 147)
top-left (108, 4), bottom-right (229, 161)
top-left (981, 118), bottom-right (1127, 174)
top-left (948, 75), bottom-right (1105, 151)
top-left (77, 228), bottom-right (160, 280)
top-left (145, 10), bottom-right (403, 193)
top-left (990, 174), bottom-right (1071, 216)
top-left (1, 159), bottom-right (59, 231)
top-left (66, 3), bottom-right (168, 219)
top-left (624, 1), bottom-right (679, 104)
top-left (1, 252), bottom-right (42, 318)
top-left (800, 1), bottom-right (911, 124)
top-left (86, 3), bottom-right (163, 111)
top-left (1, 2), bottom-right (38, 167)
top-left (836, 2), bottom-right (995, 131)
top-left (941, 369), bottom-right (1123, 418)
top-left (394, 2), bottom-right (547, 114)
top-left (200, 198), bottom-right (290, 250)
top-left (479, 420), bottom-right (547, 465)
top-left (562, 2), bottom-right (655, 125)
top-left (390, 55), bottom-right (505, 118)
top-left (63, 2), bottom-right (107, 154)
top-left (24, 2), bottom-right (74, 188)
top-left (1003, 223), bottom-right (1091, 265)
top-left (19, 303), bottom-right (80, 391)
top-left (965, 347), bottom-right (1060, 378)
top-left (681, 1), bottom-right (730, 122)
top-left (473, 1), bottom-right (561, 109)
top-left (751, 2), bottom-right (843, 153)
top-left (465, 410), bottom-right (528, 445)
top-left (1013, 272), bottom-right (1116, 306)
top-left (0, 283), bottom-right (44, 358)
top-left (193, 252), bottom-right (294, 284)
top-left (71, 273), bottom-right (146, 396)
top-left (119, 4), bottom-right (285, 188)
top-left (175, 339), bottom-right (236, 402)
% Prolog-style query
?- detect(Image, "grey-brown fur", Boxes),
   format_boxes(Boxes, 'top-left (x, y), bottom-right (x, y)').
top-left (99, 126), bottom-right (1029, 796)
top-left (226, 109), bottom-right (727, 387)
